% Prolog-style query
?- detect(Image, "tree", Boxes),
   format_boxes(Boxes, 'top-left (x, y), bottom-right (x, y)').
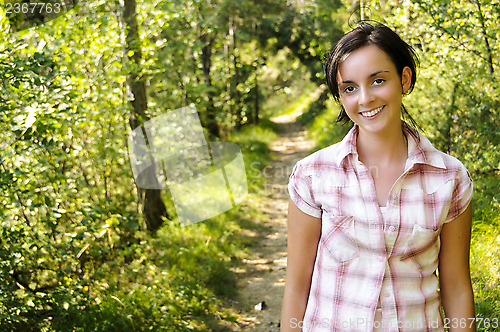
top-left (122, 0), bottom-right (170, 232)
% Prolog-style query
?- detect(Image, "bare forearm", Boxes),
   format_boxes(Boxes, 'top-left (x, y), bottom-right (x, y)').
top-left (441, 283), bottom-right (476, 331)
top-left (282, 201), bottom-right (321, 331)
top-left (281, 283), bottom-right (310, 331)
top-left (439, 205), bottom-right (475, 331)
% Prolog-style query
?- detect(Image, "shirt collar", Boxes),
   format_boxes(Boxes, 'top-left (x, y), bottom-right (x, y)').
top-left (334, 123), bottom-right (446, 170)
top-left (335, 125), bottom-right (359, 166)
top-left (406, 130), bottom-right (446, 169)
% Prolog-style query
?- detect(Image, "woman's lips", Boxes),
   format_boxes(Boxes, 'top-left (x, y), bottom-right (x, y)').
top-left (360, 106), bottom-right (384, 118)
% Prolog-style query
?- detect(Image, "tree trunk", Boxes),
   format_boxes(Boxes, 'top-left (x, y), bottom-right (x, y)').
top-left (443, 83), bottom-right (458, 154)
top-left (254, 69), bottom-right (259, 124)
top-left (475, 0), bottom-right (494, 74)
top-left (200, 33), bottom-right (220, 138)
top-left (252, 18), bottom-right (259, 125)
top-left (123, 0), bottom-right (168, 233)
top-left (229, 18), bottom-right (242, 128)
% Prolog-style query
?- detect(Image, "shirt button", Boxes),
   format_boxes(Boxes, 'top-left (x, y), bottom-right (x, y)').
top-left (384, 292), bottom-right (390, 298)
top-left (389, 225), bottom-right (396, 232)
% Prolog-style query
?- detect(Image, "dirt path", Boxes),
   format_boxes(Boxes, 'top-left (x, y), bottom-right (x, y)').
top-left (235, 113), bottom-right (315, 331)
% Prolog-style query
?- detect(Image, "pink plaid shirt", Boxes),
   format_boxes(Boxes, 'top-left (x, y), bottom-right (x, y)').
top-left (288, 125), bottom-right (473, 332)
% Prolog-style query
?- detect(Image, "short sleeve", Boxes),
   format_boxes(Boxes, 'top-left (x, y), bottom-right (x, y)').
top-left (288, 162), bottom-right (322, 218)
top-left (444, 163), bottom-right (473, 223)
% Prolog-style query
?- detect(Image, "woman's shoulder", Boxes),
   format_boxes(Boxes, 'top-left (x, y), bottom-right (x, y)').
top-left (294, 127), bottom-right (357, 171)
top-left (416, 134), bottom-right (471, 175)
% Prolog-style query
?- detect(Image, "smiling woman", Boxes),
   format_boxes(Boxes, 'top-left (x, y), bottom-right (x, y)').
top-left (337, 45), bottom-right (411, 139)
top-left (325, 22), bottom-right (420, 142)
top-left (281, 22), bottom-right (476, 332)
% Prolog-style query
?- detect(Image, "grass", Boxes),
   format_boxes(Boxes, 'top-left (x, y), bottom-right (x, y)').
top-left (228, 121), bottom-right (278, 194)
top-left (43, 210), bottom-right (257, 331)
top-left (306, 98), bottom-right (350, 150)
top-left (269, 85), bottom-right (326, 120)
top-left (470, 176), bottom-right (500, 327)
top-left (261, 77), bottom-right (317, 119)
top-left (0, 118), bottom-right (279, 331)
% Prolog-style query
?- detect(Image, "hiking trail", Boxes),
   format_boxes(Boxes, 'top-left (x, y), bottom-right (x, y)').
top-left (235, 112), bottom-right (315, 331)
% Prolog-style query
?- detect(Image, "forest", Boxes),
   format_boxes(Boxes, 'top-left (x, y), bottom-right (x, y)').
top-left (0, 0), bottom-right (499, 331)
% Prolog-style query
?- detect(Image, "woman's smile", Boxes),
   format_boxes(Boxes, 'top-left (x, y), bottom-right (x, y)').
top-left (359, 105), bottom-right (384, 119)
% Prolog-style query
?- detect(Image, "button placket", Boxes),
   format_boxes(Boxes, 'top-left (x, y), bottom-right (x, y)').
top-left (379, 268), bottom-right (399, 332)
top-left (381, 185), bottom-right (401, 330)
top-left (384, 187), bottom-right (402, 257)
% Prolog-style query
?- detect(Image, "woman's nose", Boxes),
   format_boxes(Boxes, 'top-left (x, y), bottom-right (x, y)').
top-left (359, 88), bottom-right (375, 106)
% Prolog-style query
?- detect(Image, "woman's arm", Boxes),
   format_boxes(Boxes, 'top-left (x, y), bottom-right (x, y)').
top-left (438, 204), bottom-right (476, 331)
top-left (281, 200), bottom-right (321, 331)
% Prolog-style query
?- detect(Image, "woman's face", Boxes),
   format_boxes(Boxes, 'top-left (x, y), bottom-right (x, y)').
top-left (337, 45), bottom-right (412, 135)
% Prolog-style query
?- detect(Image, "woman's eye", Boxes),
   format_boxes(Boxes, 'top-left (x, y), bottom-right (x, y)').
top-left (344, 86), bottom-right (356, 93)
top-left (373, 78), bottom-right (385, 86)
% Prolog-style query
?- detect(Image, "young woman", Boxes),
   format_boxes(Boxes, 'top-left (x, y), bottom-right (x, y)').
top-left (281, 23), bottom-right (476, 332)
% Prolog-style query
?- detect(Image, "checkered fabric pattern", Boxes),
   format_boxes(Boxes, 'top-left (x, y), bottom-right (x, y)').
top-left (288, 124), bottom-right (473, 332)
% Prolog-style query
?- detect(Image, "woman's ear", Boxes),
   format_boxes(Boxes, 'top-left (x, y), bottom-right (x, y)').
top-left (401, 66), bottom-right (412, 94)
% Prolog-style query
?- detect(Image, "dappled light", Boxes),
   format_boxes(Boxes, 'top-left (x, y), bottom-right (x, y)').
top-left (0, 0), bottom-right (498, 331)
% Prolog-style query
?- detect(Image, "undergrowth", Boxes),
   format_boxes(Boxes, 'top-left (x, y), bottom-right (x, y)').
top-left (0, 122), bottom-right (276, 331)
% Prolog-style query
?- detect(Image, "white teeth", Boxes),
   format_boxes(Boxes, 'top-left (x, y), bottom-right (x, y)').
top-left (361, 106), bottom-right (383, 117)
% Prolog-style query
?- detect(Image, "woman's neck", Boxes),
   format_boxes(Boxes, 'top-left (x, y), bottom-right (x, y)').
top-left (356, 125), bottom-right (408, 167)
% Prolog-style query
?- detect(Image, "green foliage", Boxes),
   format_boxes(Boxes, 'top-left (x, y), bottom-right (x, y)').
top-left (307, 98), bottom-right (350, 150)
top-left (0, 13), bottom-right (278, 325)
top-left (258, 0), bottom-right (344, 84)
top-left (0, 0), bottom-right (499, 329)
top-left (471, 177), bottom-right (500, 323)
top-left (228, 123), bottom-right (278, 193)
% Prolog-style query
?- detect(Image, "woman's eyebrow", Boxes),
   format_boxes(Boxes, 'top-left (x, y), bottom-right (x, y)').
top-left (341, 70), bottom-right (390, 84)
top-left (369, 70), bottom-right (390, 77)
top-left (341, 79), bottom-right (354, 84)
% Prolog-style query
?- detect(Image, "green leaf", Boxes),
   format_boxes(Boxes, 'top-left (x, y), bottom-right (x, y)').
top-left (45, 196), bottom-right (53, 207)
